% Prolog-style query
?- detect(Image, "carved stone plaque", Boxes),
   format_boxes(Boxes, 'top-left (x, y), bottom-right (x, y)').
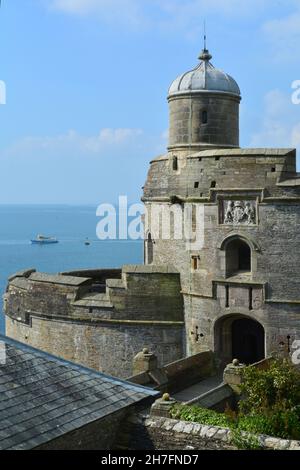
top-left (222, 200), bottom-right (256, 225)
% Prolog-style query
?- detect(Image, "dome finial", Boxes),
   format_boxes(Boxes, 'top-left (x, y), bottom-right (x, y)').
top-left (199, 20), bottom-right (212, 61)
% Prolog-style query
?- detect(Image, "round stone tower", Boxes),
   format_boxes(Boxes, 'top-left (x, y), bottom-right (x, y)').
top-left (168, 47), bottom-right (241, 151)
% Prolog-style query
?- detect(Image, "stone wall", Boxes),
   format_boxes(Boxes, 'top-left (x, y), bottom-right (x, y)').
top-left (129, 350), bottom-right (215, 394)
top-left (117, 414), bottom-right (300, 451)
top-left (143, 148), bottom-right (300, 362)
top-left (168, 93), bottom-right (240, 150)
top-left (163, 351), bottom-right (214, 392)
top-left (6, 316), bottom-right (184, 378)
top-left (4, 266), bottom-right (184, 378)
top-left (143, 149), bottom-right (296, 200)
top-left (35, 409), bottom-right (127, 450)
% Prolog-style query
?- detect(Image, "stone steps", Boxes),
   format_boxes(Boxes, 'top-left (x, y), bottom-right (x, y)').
top-left (72, 293), bottom-right (114, 309)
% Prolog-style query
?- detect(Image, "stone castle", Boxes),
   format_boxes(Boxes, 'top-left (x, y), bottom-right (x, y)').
top-left (4, 46), bottom-right (300, 378)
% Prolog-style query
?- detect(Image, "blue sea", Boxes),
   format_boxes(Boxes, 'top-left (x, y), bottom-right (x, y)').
top-left (0, 205), bottom-right (143, 333)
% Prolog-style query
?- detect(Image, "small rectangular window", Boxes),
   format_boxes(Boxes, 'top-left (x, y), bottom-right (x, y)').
top-left (194, 182), bottom-right (199, 188)
top-left (225, 285), bottom-right (229, 308)
top-left (172, 156), bottom-right (178, 171)
top-left (192, 205), bottom-right (196, 231)
top-left (249, 287), bottom-right (253, 311)
top-left (191, 256), bottom-right (199, 270)
top-left (271, 167), bottom-right (276, 173)
top-left (202, 110), bottom-right (208, 124)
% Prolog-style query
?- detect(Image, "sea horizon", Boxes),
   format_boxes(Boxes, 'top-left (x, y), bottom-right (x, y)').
top-left (0, 204), bottom-right (143, 333)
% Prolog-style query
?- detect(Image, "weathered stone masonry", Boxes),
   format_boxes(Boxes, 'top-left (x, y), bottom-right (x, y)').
top-left (5, 266), bottom-right (184, 378)
top-left (4, 45), bottom-right (300, 375)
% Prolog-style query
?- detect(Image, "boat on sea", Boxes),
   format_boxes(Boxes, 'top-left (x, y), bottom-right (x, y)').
top-left (31, 234), bottom-right (59, 245)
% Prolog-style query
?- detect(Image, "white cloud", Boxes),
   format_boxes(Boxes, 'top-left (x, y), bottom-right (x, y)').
top-left (50, 0), bottom-right (271, 16)
top-left (250, 89), bottom-right (300, 151)
top-left (51, 0), bottom-right (105, 15)
top-left (262, 8), bottom-right (300, 62)
top-left (2, 128), bottom-right (144, 158)
top-left (0, 126), bottom-right (167, 203)
top-left (46, 0), bottom-right (300, 50)
top-left (47, 0), bottom-right (276, 32)
top-left (49, 0), bottom-right (144, 27)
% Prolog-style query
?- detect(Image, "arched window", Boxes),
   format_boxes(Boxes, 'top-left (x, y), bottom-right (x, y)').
top-left (202, 110), bottom-right (208, 124)
top-left (147, 233), bottom-right (153, 265)
top-left (226, 238), bottom-right (251, 277)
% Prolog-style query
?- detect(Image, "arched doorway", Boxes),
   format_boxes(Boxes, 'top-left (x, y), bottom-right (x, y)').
top-left (232, 318), bottom-right (264, 364)
top-left (215, 315), bottom-right (265, 366)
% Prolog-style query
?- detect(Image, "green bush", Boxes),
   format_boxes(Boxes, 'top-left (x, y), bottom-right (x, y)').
top-left (169, 359), bottom-right (300, 446)
top-left (240, 359), bottom-right (300, 415)
top-left (170, 403), bottom-right (300, 444)
top-left (238, 358), bottom-right (300, 440)
top-left (231, 428), bottom-right (263, 450)
top-left (237, 410), bottom-right (300, 440)
top-left (170, 403), bottom-right (232, 428)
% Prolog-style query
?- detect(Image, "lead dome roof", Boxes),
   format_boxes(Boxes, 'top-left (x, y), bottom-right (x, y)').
top-left (168, 49), bottom-right (241, 97)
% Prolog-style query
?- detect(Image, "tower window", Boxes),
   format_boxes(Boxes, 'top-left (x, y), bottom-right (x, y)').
top-left (191, 256), bottom-right (199, 270)
top-left (147, 233), bottom-right (154, 265)
top-left (192, 205), bottom-right (196, 231)
top-left (211, 181), bottom-right (216, 188)
top-left (194, 182), bottom-right (199, 188)
top-left (215, 157), bottom-right (220, 161)
top-left (202, 110), bottom-right (208, 124)
top-left (225, 285), bottom-right (230, 308)
top-left (172, 156), bottom-right (178, 171)
top-left (271, 167), bottom-right (276, 173)
top-left (198, 157), bottom-right (202, 162)
top-left (249, 287), bottom-right (253, 310)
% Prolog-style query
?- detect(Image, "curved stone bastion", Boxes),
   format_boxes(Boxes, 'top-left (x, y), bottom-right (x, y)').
top-left (4, 265), bottom-right (184, 378)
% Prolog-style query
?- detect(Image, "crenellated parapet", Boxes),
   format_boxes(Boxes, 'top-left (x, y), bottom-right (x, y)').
top-left (4, 266), bottom-right (184, 378)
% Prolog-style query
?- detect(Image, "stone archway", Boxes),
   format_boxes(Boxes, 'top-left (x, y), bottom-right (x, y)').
top-left (215, 315), bottom-right (265, 366)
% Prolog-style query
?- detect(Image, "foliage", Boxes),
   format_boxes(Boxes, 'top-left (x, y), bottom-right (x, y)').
top-left (230, 428), bottom-right (263, 450)
top-left (170, 403), bottom-right (231, 428)
top-left (239, 359), bottom-right (300, 415)
top-left (170, 359), bottom-right (300, 447)
top-left (238, 358), bottom-right (300, 440)
top-left (238, 410), bottom-right (300, 440)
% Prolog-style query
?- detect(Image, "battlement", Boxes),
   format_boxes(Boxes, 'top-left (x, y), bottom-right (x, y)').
top-left (144, 148), bottom-right (298, 201)
top-left (5, 265), bottom-right (183, 323)
top-left (4, 265), bottom-right (184, 377)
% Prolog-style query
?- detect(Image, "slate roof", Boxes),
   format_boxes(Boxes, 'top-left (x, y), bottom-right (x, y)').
top-left (0, 334), bottom-right (158, 450)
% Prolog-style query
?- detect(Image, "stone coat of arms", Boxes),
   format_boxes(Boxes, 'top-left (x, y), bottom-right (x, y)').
top-left (223, 200), bottom-right (256, 225)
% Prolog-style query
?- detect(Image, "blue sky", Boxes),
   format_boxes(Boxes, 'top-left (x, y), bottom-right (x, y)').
top-left (0, 0), bottom-right (299, 204)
